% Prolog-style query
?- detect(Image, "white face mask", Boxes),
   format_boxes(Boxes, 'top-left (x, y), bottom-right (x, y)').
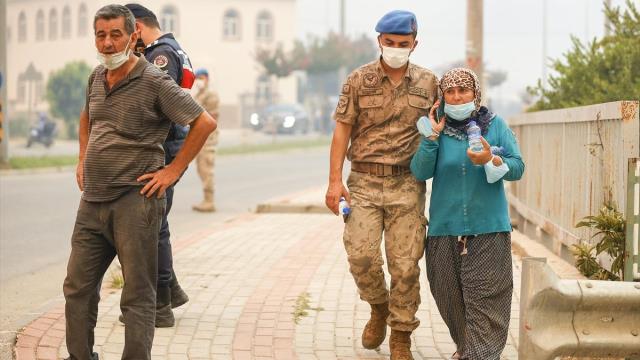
top-left (380, 45), bottom-right (412, 69)
top-left (97, 36), bottom-right (133, 70)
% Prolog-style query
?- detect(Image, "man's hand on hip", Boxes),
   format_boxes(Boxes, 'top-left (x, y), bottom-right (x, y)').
top-left (137, 165), bottom-right (181, 198)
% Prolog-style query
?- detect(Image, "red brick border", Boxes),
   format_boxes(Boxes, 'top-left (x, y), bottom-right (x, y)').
top-left (12, 213), bottom-right (260, 360)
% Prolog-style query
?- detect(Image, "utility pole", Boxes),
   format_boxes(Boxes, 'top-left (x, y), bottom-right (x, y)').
top-left (466, 0), bottom-right (483, 99)
top-left (337, 0), bottom-right (347, 85)
top-left (339, 0), bottom-right (345, 36)
top-left (0, 0), bottom-right (9, 165)
top-left (542, 0), bottom-right (548, 89)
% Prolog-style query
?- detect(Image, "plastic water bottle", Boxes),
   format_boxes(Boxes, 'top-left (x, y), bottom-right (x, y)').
top-left (467, 121), bottom-right (483, 153)
top-left (338, 197), bottom-right (351, 221)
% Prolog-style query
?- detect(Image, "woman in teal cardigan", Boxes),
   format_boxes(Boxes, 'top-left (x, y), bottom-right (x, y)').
top-left (410, 68), bottom-right (524, 360)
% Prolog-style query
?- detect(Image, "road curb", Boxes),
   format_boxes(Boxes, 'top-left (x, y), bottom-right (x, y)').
top-left (511, 231), bottom-right (585, 279)
top-left (255, 203), bottom-right (330, 214)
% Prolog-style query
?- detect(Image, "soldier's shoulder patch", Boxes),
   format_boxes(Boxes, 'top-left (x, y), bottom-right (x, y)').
top-left (337, 95), bottom-right (349, 114)
top-left (153, 55), bottom-right (169, 69)
top-left (342, 84), bottom-right (351, 94)
top-left (363, 72), bottom-right (379, 88)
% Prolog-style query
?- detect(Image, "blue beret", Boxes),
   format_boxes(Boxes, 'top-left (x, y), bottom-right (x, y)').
top-left (195, 68), bottom-right (209, 77)
top-left (375, 10), bottom-right (417, 35)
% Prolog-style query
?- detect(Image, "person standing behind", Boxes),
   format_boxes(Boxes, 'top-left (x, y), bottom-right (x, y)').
top-left (410, 67), bottom-right (524, 360)
top-left (191, 68), bottom-right (220, 212)
top-left (325, 10), bottom-right (438, 360)
top-left (124, 3), bottom-right (193, 327)
top-left (64, 5), bottom-right (215, 359)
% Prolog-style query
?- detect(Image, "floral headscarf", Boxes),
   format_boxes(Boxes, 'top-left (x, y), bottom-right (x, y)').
top-left (439, 67), bottom-right (494, 138)
top-left (440, 67), bottom-right (482, 109)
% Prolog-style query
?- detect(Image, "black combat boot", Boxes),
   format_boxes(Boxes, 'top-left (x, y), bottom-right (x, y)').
top-left (155, 286), bottom-right (175, 328)
top-left (170, 270), bottom-right (189, 309)
top-left (64, 352), bottom-right (98, 360)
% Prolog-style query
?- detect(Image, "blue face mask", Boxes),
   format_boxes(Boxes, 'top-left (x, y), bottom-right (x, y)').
top-left (484, 158), bottom-right (510, 183)
top-left (444, 101), bottom-right (476, 121)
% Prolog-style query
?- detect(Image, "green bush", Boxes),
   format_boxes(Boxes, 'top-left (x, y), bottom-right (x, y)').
top-left (573, 204), bottom-right (626, 280)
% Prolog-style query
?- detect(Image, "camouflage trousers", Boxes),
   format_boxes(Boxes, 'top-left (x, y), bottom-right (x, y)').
top-left (195, 131), bottom-right (218, 194)
top-left (344, 171), bottom-right (427, 331)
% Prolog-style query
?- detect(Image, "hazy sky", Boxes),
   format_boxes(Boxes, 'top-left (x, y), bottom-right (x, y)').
top-left (296, 0), bottom-right (630, 102)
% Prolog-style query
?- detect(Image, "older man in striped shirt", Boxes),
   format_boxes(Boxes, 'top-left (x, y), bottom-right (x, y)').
top-left (62, 4), bottom-right (216, 360)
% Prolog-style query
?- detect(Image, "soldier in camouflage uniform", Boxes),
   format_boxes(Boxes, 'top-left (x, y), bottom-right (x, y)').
top-left (325, 10), bottom-right (438, 360)
top-left (191, 69), bottom-right (220, 212)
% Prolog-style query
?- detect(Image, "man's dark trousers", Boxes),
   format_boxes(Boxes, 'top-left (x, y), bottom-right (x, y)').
top-left (63, 189), bottom-right (165, 360)
top-left (157, 184), bottom-right (174, 289)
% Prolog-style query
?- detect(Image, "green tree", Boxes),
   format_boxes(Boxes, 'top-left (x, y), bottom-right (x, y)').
top-left (255, 33), bottom-right (377, 77)
top-left (305, 32), bottom-right (376, 74)
top-left (46, 61), bottom-right (92, 139)
top-left (528, 0), bottom-right (640, 111)
top-left (255, 41), bottom-right (307, 79)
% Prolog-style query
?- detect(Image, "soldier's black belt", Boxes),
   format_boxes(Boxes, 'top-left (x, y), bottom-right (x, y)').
top-left (351, 162), bottom-right (410, 177)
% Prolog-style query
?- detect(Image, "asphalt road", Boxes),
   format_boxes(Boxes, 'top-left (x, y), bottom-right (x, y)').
top-left (0, 147), bottom-right (330, 352)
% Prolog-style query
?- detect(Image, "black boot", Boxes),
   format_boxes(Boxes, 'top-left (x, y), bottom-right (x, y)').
top-left (155, 286), bottom-right (175, 328)
top-left (170, 269), bottom-right (189, 309)
top-left (64, 352), bottom-right (99, 360)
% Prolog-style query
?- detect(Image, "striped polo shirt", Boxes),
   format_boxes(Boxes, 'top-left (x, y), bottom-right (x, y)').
top-left (83, 56), bottom-right (203, 202)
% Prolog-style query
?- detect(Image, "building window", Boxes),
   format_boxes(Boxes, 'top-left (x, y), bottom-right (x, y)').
top-left (49, 8), bottom-right (58, 40)
top-left (36, 10), bottom-right (45, 41)
top-left (62, 6), bottom-right (71, 39)
top-left (223, 9), bottom-right (241, 40)
top-left (256, 75), bottom-right (272, 103)
top-left (160, 6), bottom-right (179, 35)
top-left (78, 3), bottom-right (88, 37)
top-left (256, 11), bottom-right (273, 42)
top-left (18, 11), bottom-right (27, 42)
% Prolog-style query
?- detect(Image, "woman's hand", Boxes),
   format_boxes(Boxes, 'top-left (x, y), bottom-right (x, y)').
top-left (429, 99), bottom-right (446, 134)
top-left (466, 137), bottom-right (493, 165)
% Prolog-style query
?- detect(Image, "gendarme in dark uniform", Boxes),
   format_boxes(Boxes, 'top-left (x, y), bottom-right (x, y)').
top-left (125, 3), bottom-right (195, 328)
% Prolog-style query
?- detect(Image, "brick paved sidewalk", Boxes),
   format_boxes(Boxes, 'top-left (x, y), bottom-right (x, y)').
top-left (13, 208), bottom-right (525, 360)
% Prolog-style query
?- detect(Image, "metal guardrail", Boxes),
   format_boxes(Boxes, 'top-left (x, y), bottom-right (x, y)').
top-left (519, 257), bottom-right (640, 360)
top-left (508, 101), bottom-right (640, 260)
top-left (625, 158), bottom-right (640, 281)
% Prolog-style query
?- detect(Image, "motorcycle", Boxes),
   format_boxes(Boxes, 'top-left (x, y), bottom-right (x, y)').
top-left (27, 121), bottom-right (56, 148)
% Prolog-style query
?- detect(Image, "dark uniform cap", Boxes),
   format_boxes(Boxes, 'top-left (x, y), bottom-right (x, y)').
top-left (124, 3), bottom-right (157, 20)
top-left (375, 10), bottom-right (418, 35)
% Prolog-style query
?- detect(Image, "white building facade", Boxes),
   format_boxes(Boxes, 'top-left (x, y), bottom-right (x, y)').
top-left (6, 0), bottom-right (298, 128)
